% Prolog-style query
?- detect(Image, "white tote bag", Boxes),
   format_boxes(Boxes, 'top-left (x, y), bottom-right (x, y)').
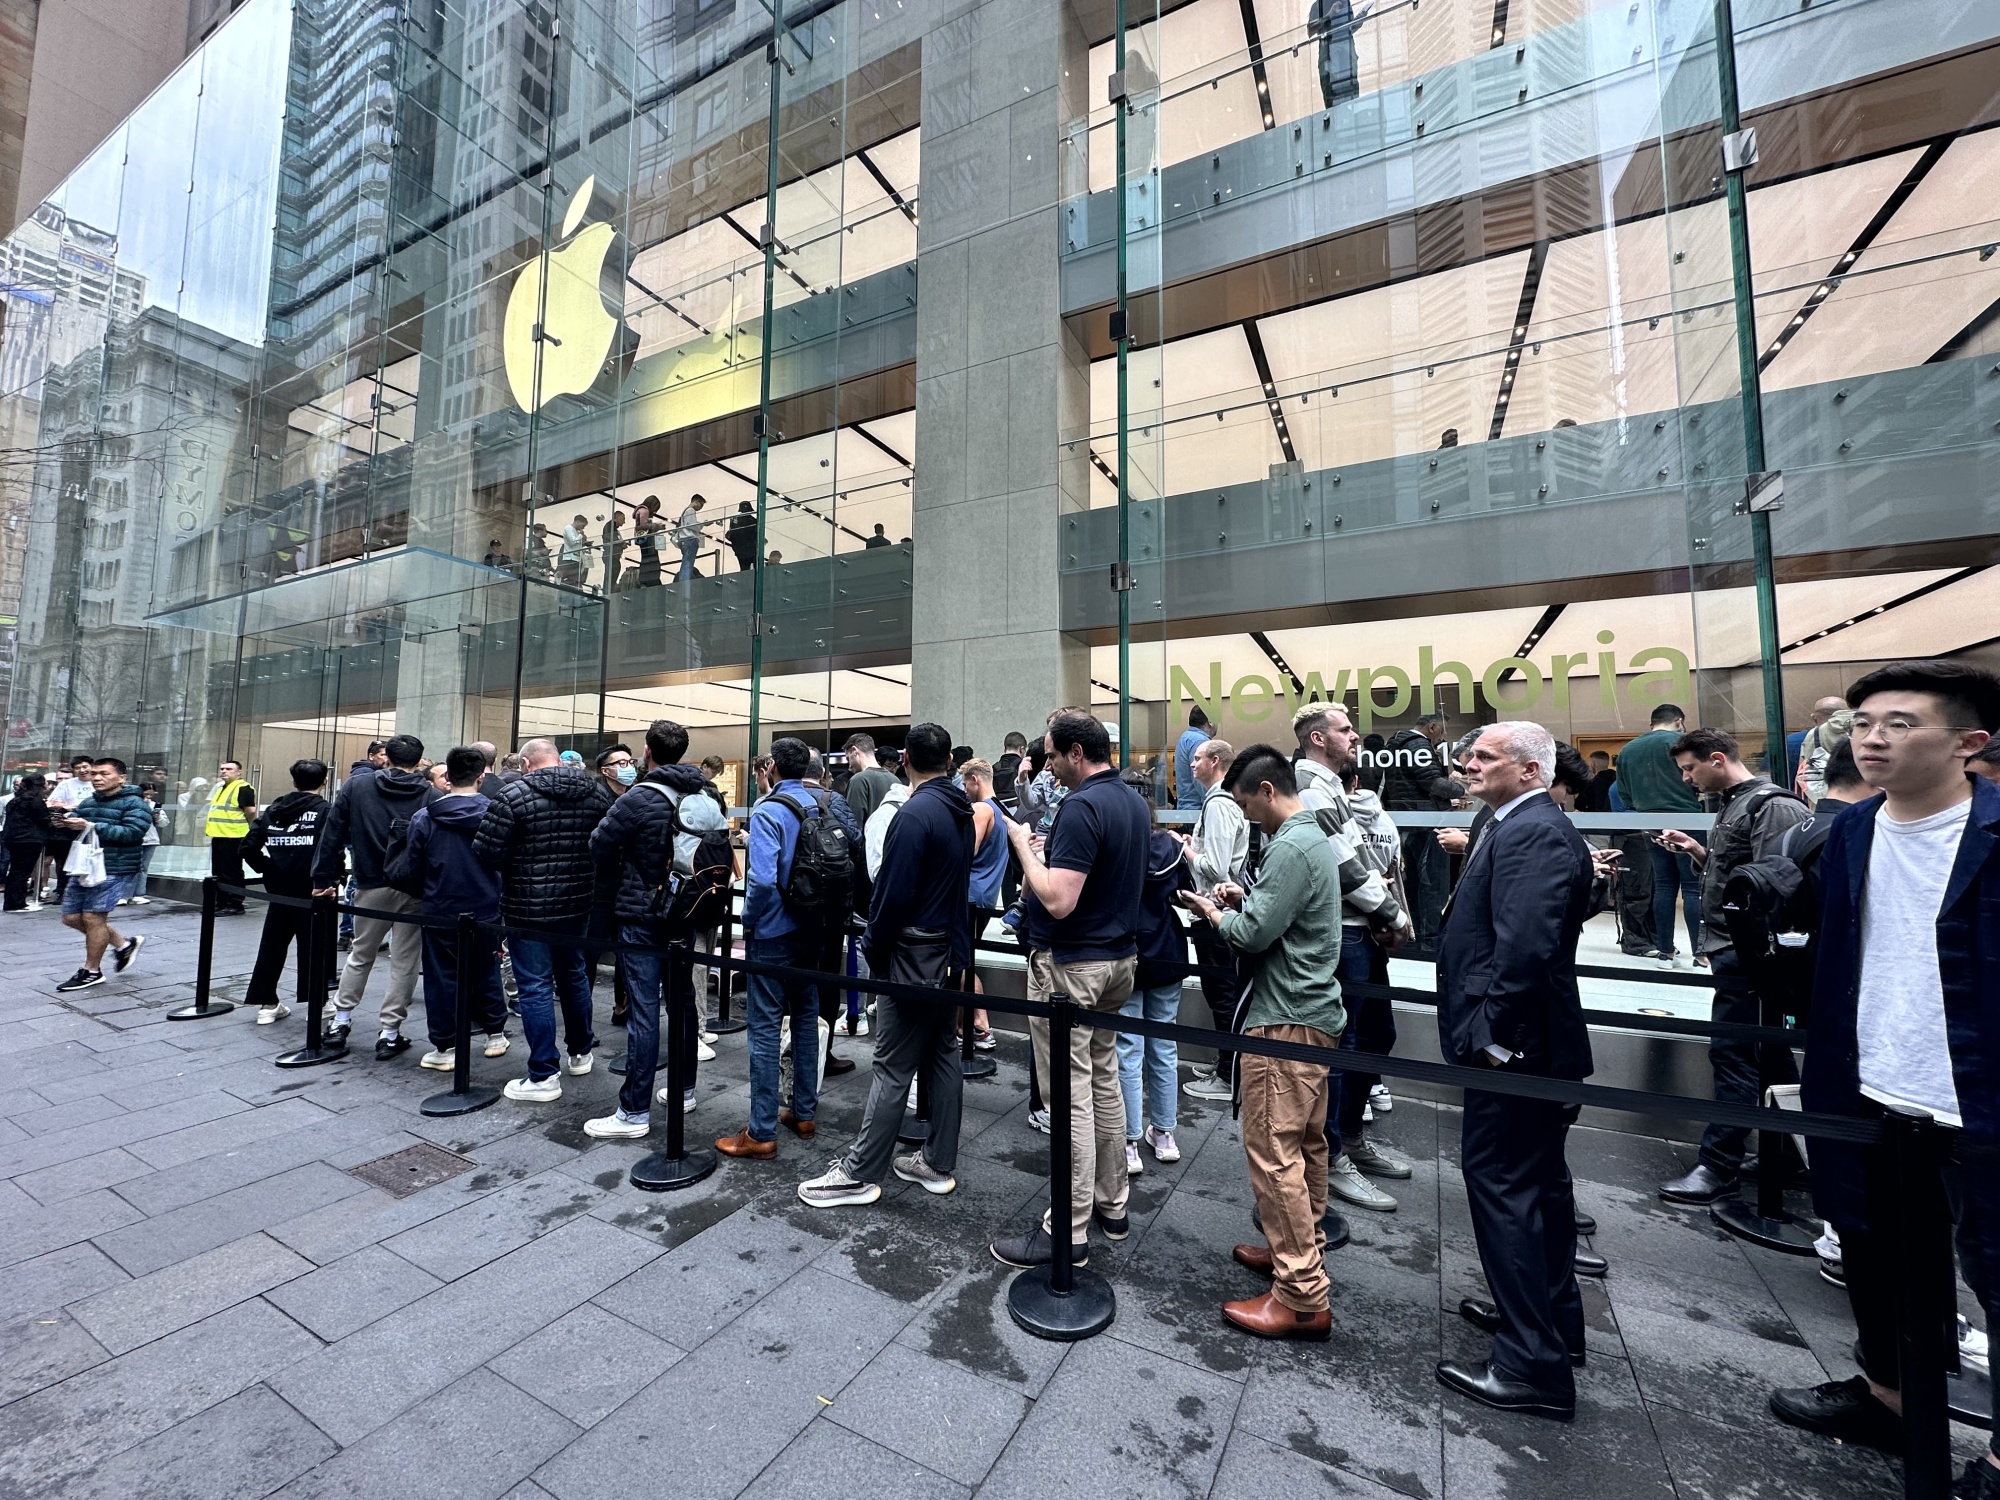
top-left (64, 824), bottom-right (106, 888)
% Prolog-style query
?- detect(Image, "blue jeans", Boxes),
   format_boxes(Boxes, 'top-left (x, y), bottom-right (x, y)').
top-left (617, 923), bottom-right (698, 1118)
top-left (674, 537), bottom-right (699, 584)
top-left (1647, 840), bottom-right (1702, 958)
top-left (746, 930), bottom-right (819, 1142)
top-left (1328, 924), bottom-right (1377, 1143)
top-left (511, 938), bottom-right (596, 1081)
top-left (1117, 982), bottom-right (1181, 1136)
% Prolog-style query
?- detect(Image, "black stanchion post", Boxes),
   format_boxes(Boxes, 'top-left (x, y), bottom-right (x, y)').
top-left (633, 940), bottom-right (717, 1191)
top-left (420, 914), bottom-right (502, 1117)
top-left (276, 894), bottom-right (347, 1068)
top-left (711, 889), bottom-right (746, 1036)
top-left (168, 877), bottom-right (236, 1020)
top-left (1007, 992), bottom-right (1115, 1340)
top-left (1713, 993), bottom-right (1813, 1254)
top-left (1883, 1105), bottom-right (1955, 1500)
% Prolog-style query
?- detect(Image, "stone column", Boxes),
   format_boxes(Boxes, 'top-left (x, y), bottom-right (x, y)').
top-left (908, 0), bottom-right (1090, 757)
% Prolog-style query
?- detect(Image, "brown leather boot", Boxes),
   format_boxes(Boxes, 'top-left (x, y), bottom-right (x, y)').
top-left (1232, 1244), bottom-right (1275, 1276)
top-left (715, 1129), bottom-right (777, 1159)
top-left (778, 1109), bottom-right (816, 1140)
top-left (1222, 1289), bottom-right (1331, 1341)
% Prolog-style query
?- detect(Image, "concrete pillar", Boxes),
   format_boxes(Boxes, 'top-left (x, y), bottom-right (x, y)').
top-left (908, 0), bottom-right (1090, 758)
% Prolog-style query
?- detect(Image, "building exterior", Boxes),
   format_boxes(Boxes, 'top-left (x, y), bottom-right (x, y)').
top-left (2, 0), bottom-right (1997, 881)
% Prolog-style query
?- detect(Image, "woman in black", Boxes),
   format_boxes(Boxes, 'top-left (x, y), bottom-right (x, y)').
top-left (634, 504), bottom-right (663, 587)
top-left (4, 773), bottom-right (56, 910)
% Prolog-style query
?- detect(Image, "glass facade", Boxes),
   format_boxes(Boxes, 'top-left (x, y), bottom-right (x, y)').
top-left (2, 0), bottom-right (1996, 891)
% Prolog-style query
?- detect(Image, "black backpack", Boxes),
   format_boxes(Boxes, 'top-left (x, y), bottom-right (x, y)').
top-left (772, 790), bottom-right (854, 930)
top-left (667, 825), bottom-right (735, 931)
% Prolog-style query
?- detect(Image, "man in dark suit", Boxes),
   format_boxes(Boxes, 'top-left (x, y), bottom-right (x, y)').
top-left (1435, 720), bottom-right (1596, 1421)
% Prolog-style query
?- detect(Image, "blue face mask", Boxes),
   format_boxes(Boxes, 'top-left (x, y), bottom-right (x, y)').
top-left (615, 764), bottom-right (638, 785)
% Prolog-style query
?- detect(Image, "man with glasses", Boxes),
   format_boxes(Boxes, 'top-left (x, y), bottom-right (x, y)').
top-left (1769, 662), bottom-right (2000, 1500)
top-left (1654, 727), bottom-right (1808, 1205)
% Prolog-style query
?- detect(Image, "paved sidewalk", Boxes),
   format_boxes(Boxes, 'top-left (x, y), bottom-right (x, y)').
top-left (0, 901), bottom-right (1968, 1499)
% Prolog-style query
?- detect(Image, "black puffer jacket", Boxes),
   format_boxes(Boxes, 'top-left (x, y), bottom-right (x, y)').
top-left (591, 763), bottom-right (728, 923)
top-left (471, 765), bottom-right (614, 928)
top-left (1379, 728), bottom-right (1463, 811)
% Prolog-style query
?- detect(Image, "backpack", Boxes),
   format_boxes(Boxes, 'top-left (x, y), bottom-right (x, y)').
top-left (772, 790), bottom-right (855, 930)
top-left (1796, 710), bottom-right (1856, 800)
top-left (631, 782), bottom-right (735, 931)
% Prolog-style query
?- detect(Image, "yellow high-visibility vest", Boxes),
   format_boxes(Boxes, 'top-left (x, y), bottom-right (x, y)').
top-left (205, 779), bottom-right (251, 839)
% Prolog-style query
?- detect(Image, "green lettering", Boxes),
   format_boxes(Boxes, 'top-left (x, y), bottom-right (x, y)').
top-left (1482, 656), bottom-right (1546, 710)
top-left (1418, 646), bottom-right (1475, 716)
top-left (1170, 662), bottom-right (1224, 727)
top-left (1355, 665), bottom-right (1411, 733)
top-left (1628, 646), bottom-right (1692, 708)
top-left (1232, 673), bottom-right (1277, 722)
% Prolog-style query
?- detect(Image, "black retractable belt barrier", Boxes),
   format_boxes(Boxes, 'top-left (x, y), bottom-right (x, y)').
top-left (168, 878), bottom-right (235, 1021)
top-left (632, 941), bottom-right (717, 1192)
top-left (1006, 992), bottom-right (1116, 1341)
top-left (276, 894), bottom-right (347, 1068)
top-left (420, 914), bottom-right (503, 1118)
top-left (710, 894), bottom-right (746, 1036)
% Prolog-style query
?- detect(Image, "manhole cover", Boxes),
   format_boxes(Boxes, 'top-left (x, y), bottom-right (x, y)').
top-left (347, 1142), bottom-right (477, 1199)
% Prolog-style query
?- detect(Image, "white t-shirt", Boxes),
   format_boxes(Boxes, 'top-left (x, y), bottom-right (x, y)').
top-left (1855, 799), bottom-right (1969, 1128)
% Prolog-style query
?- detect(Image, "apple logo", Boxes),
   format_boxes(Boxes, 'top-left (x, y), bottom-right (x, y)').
top-left (503, 175), bottom-right (622, 411)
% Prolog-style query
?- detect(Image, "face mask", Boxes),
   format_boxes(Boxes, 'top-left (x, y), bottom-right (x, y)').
top-left (615, 764), bottom-right (638, 785)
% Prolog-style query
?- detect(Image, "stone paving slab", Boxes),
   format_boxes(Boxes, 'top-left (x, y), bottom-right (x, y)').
top-left (0, 900), bottom-right (1968, 1499)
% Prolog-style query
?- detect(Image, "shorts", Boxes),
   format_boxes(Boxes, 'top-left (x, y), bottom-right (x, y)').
top-left (62, 872), bottom-right (132, 916)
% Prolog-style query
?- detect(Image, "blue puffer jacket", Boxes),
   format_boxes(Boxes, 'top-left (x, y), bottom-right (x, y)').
top-left (74, 785), bottom-right (155, 876)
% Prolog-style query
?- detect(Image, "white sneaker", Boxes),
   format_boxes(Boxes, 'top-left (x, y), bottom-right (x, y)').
top-left (854, 1013), bottom-right (871, 1038)
top-left (1362, 1103), bottom-right (1374, 1123)
top-left (1183, 1074), bottom-right (1233, 1102)
top-left (504, 1074), bottom-right (563, 1103)
top-left (564, 1051), bottom-right (593, 1076)
top-left (1027, 1108), bottom-right (1050, 1134)
top-left (893, 1151), bottom-right (956, 1195)
top-left (484, 1033), bottom-right (510, 1058)
top-left (1369, 1084), bottom-right (1393, 1113)
top-left (1124, 1140), bottom-right (1144, 1177)
top-left (420, 1048), bottom-right (455, 1071)
top-left (584, 1110), bottom-right (650, 1140)
top-left (654, 1087), bottom-right (697, 1113)
top-left (799, 1159), bottom-right (882, 1209)
top-left (256, 1004), bottom-right (290, 1025)
top-left (129, 896), bottom-right (151, 906)
top-left (699, 1028), bottom-right (718, 1045)
top-left (1146, 1125), bottom-right (1181, 1163)
top-left (696, 1039), bottom-right (716, 1063)
top-left (21, 901), bottom-right (40, 912)
top-left (1329, 1153), bottom-right (1398, 1212)
top-left (1961, 1315), bottom-right (1990, 1373)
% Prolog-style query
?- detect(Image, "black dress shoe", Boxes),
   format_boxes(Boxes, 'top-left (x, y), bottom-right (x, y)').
top-left (824, 1055), bottom-right (856, 1077)
top-left (1769, 1376), bottom-right (1903, 1454)
top-left (1574, 1209), bottom-right (1596, 1236)
top-left (1436, 1358), bottom-right (1574, 1421)
top-left (1092, 1207), bottom-right (1130, 1240)
top-left (1659, 1163), bottom-right (1737, 1205)
top-left (1573, 1249), bottom-right (1608, 1278)
top-left (1458, 1299), bottom-right (1585, 1367)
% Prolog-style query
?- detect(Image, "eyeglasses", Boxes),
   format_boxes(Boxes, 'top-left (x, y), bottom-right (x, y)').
top-left (1849, 716), bottom-right (1979, 740)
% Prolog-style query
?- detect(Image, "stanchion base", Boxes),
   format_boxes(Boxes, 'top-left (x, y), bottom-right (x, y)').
top-left (631, 1146), bottom-right (717, 1192)
top-left (419, 1085), bottom-right (504, 1118)
top-left (167, 1000), bottom-right (237, 1021)
top-left (608, 1054), bottom-right (627, 1076)
top-left (1711, 1199), bottom-right (1817, 1256)
top-left (1007, 1264), bottom-right (1116, 1341)
top-left (707, 1018), bottom-right (747, 1037)
top-left (961, 1054), bottom-right (998, 1080)
top-left (274, 1039), bottom-right (347, 1069)
top-left (897, 1113), bottom-right (930, 1147)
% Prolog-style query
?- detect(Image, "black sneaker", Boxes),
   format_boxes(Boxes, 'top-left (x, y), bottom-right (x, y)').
top-left (1093, 1207), bottom-right (1131, 1241)
top-left (1768, 1376), bottom-right (1904, 1454)
top-left (112, 934), bottom-right (144, 973)
top-left (374, 1034), bottom-right (411, 1061)
top-left (326, 1022), bottom-right (352, 1052)
top-left (1955, 1457), bottom-right (2000, 1500)
top-left (337, 935), bottom-right (352, 953)
top-left (56, 968), bottom-right (104, 992)
top-left (990, 1227), bottom-right (1088, 1270)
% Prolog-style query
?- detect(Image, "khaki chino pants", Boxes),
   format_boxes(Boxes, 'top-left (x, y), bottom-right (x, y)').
top-left (1240, 1024), bottom-right (1334, 1312)
top-left (336, 886), bottom-right (423, 1031)
top-left (1027, 950), bottom-right (1134, 1241)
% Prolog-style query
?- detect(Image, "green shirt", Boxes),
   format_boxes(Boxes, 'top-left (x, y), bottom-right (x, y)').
top-left (1216, 810), bottom-right (1346, 1038)
top-left (1613, 727), bottom-right (1698, 813)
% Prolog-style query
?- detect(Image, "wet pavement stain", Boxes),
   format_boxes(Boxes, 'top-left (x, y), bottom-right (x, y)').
top-left (922, 1268), bottom-right (1030, 1385)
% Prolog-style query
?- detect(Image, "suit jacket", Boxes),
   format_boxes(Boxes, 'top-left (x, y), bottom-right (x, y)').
top-left (1803, 780), bottom-right (2000, 1258)
top-left (1436, 792), bottom-right (1595, 1080)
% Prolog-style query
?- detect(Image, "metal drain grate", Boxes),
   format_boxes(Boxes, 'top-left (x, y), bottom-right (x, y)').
top-left (347, 1142), bottom-right (477, 1199)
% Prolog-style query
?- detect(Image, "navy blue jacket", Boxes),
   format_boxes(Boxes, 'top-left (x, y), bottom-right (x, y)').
top-left (864, 776), bottom-right (974, 968)
top-left (1435, 792), bottom-right (1595, 1079)
top-left (1135, 828), bottom-right (1194, 990)
top-left (386, 794), bottom-right (502, 923)
top-left (1803, 780), bottom-right (2000, 1304)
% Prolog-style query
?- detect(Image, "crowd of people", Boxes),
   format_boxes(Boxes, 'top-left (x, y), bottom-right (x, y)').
top-left (12, 659), bottom-right (1996, 1493)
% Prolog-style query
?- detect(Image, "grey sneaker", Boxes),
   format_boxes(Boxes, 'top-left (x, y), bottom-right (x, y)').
top-left (1329, 1153), bottom-right (1397, 1212)
top-left (799, 1159), bottom-right (882, 1209)
top-left (893, 1152), bottom-right (956, 1195)
top-left (1026, 1108), bottom-right (1050, 1134)
top-left (1347, 1139), bottom-right (1413, 1179)
top-left (1183, 1074), bottom-right (1234, 1102)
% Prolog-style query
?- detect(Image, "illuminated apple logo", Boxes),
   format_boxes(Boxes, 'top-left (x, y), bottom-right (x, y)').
top-left (504, 175), bottom-right (622, 411)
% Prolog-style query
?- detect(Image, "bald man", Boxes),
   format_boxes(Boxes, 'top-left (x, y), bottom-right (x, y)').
top-left (1793, 697), bottom-right (1854, 805)
top-left (472, 741), bottom-right (504, 800)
